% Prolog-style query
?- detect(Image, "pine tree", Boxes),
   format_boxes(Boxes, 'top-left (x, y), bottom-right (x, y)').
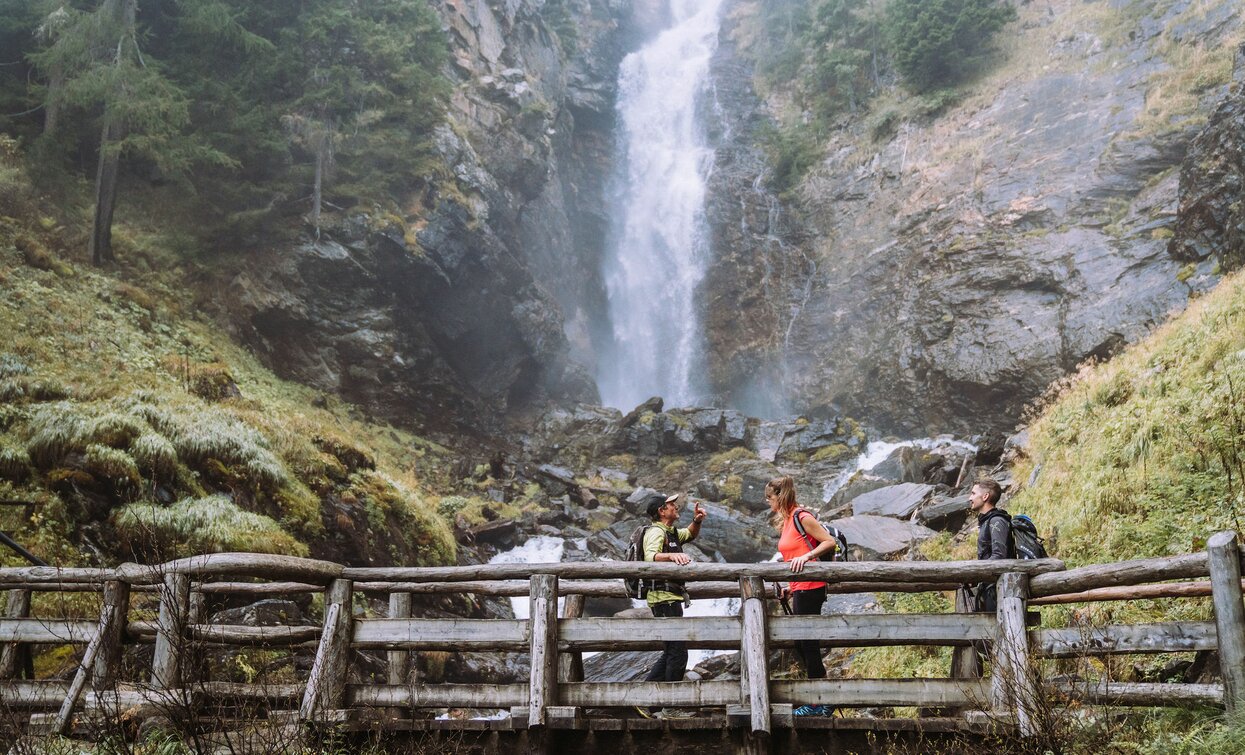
top-left (883, 0), bottom-right (1016, 93)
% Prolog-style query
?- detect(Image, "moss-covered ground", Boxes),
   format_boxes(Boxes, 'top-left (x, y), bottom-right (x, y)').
top-left (0, 140), bottom-right (454, 570)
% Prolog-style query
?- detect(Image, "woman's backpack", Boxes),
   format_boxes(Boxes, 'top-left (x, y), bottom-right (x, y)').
top-left (792, 508), bottom-right (850, 562)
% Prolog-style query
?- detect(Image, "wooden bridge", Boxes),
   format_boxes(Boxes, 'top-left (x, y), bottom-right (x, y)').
top-left (0, 531), bottom-right (1243, 753)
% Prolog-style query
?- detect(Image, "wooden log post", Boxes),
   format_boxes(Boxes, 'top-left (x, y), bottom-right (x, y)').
top-left (557, 593), bottom-right (585, 684)
top-left (527, 574), bottom-right (558, 728)
top-left (0, 589), bottom-right (31, 679)
top-left (739, 577), bottom-right (771, 735)
top-left (92, 580), bottom-right (130, 689)
top-left (951, 587), bottom-right (983, 681)
top-left (151, 572), bottom-right (190, 689)
top-left (52, 598), bottom-right (120, 735)
top-left (300, 578), bottom-right (354, 721)
top-left (993, 573), bottom-right (1039, 736)
top-left (387, 592), bottom-right (412, 686)
top-left (1208, 531), bottom-right (1245, 714)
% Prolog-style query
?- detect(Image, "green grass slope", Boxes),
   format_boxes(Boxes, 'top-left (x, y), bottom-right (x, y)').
top-left (1011, 270), bottom-right (1245, 569)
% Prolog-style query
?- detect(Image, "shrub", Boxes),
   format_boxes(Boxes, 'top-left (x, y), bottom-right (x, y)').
top-left (0, 440), bottom-right (30, 482)
top-left (130, 432), bottom-right (178, 479)
top-left (114, 495), bottom-right (308, 558)
top-left (884, 0), bottom-right (1016, 93)
top-left (152, 405), bottom-right (288, 491)
top-left (24, 402), bottom-right (91, 468)
top-left (83, 444), bottom-right (141, 491)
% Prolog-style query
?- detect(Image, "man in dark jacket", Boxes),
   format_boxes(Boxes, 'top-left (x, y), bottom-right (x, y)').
top-left (969, 478), bottom-right (1014, 611)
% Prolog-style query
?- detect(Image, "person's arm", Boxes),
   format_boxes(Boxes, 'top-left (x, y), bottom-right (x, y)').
top-left (685, 501), bottom-right (706, 542)
top-left (646, 526), bottom-right (690, 565)
top-left (788, 512), bottom-right (836, 573)
top-left (987, 517), bottom-right (1011, 560)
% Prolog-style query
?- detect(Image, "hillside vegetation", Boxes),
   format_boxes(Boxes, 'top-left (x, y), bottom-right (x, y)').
top-left (0, 138), bottom-right (455, 569)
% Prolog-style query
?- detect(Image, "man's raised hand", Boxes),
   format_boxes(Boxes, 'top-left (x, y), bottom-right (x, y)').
top-left (692, 501), bottom-right (706, 523)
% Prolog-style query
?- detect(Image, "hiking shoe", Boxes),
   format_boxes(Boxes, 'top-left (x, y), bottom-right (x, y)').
top-left (793, 704), bottom-right (832, 717)
top-left (656, 708), bottom-right (697, 719)
top-left (635, 706), bottom-right (657, 719)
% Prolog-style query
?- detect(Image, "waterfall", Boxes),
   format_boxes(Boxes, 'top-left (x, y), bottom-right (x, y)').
top-left (597, 0), bottom-right (725, 411)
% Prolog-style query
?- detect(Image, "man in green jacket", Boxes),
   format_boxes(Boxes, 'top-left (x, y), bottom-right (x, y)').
top-left (636, 491), bottom-right (705, 717)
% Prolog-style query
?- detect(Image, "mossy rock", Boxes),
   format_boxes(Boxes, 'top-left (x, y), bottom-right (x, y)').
top-left (314, 434), bottom-right (376, 473)
top-left (14, 234), bottom-right (72, 277)
top-left (811, 444), bottom-right (854, 464)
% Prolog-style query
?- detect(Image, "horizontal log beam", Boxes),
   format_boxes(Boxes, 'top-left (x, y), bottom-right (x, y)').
top-left (1046, 680), bottom-right (1223, 707)
top-left (199, 682), bottom-right (304, 701)
top-left (340, 559), bottom-right (1064, 584)
top-left (352, 619), bottom-right (527, 650)
top-left (1031, 579), bottom-right (1245, 605)
top-left (195, 582), bottom-right (322, 595)
top-left (1030, 553), bottom-right (1208, 597)
top-left (559, 617), bottom-right (740, 650)
top-left (350, 684), bottom-right (529, 708)
top-left (0, 619), bottom-right (98, 644)
top-left (117, 554), bottom-right (343, 585)
top-left (0, 682), bottom-right (189, 708)
top-left (352, 579), bottom-right (963, 599)
top-left (561, 680), bottom-right (740, 707)
top-left (1034, 622), bottom-right (1218, 658)
top-left (769, 613), bottom-right (996, 646)
top-left (772, 679), bottom-right (990, 708)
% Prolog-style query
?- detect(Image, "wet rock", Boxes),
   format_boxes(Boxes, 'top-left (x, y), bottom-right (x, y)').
top-left (868, 447), bottom-right (926, 484)
top-left (583, 649), bottom-right (660, 682)
top-left (914, 495), bottom-right (972, 532)
top-left (827, 474), bottom-right (891, 510)
top-left (850, 483), bottom-right (935, 519)
top-left (828, 515), bottom-right (938, 561)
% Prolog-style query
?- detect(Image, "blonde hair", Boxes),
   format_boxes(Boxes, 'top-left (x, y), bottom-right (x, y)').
top-left (765, 476), bottom-right (798, 527)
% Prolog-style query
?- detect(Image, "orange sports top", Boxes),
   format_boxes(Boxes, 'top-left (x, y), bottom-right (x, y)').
top-left (778, 509), bottom-right (828, 592)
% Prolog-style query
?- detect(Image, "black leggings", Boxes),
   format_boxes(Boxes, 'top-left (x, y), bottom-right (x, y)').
top-left (792, 587), bottom-right (826, 679)
top-left (644, 600), bottom-right (688, 682)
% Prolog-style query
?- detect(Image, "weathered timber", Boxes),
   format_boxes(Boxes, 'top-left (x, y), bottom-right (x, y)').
top-left (316, 579), bottom-right (354, 715)
top-left (0, 589), bottom-right (31, 678)
top-left (151, 572), bottom-right (190, 689)
top-left (187, 624), bottom-right (321, 645)
top-left (117, 553), bottom-right (343, 585)
top-left (195, 581), bottom-right (321, 595)
top-left (771, 679), bottom-right (990, 708)
top-left (562, 680), bottom-right (740, 707)
top-left (558, 617), bottom-right (739, 650)
top-left (91, 580), bottom-right (129, 688)
top-left (0, 618), bottom-right (98, 644)
top-left (558, 594), bottom-right (585, 684)
top-left (1029, 553), bottom-right (1208, 597)
top-left (200, 681), bottom-right (304, 701)
top-left (1047, 680), bottom-right (1224, 707)
top-left (0, 682), bottom-right (191, 708)
top-left (0, 568), bottom-right (114, 585)
top-left (994, 573), bottom-right (1038, 737)
top-left (1030, 579), bottom-right (1245, 605)
top-left (350, 579), bottom-right (961, 598)
top-left (352, 619), bottom-right (527, 650)
top-left (349, 683), bottom-right (530, 708)
top-left (1209, 531), bottom-right (1245, 714)
top-left (339, 559), bottom-right (1063, 584)
top-left (387, 592), bottom-right (412, 687)
top-left (951, 588), bottom-right (982, 683)
top-left (768, 613), bottom-right (995, 646)
top-left (299, 602), bottom-right (338, 721)
top-left (528, 574), bottom-right (558, 728)
top-left (1033, 621), bottom-right (1218, 658)
top-left (740, 577), bottom-right (770, 735)
top-left (52, 602), bottom-right (115, 734)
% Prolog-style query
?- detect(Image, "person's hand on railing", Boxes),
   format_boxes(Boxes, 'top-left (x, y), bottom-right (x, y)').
top-left (789, 554), bottom-right (812, 573)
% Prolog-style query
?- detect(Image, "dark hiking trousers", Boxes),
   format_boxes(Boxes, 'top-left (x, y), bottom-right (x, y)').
top-left (644, 600), bottom-right (688, 682)
top-left (792, 586), bottom-right (827, 679)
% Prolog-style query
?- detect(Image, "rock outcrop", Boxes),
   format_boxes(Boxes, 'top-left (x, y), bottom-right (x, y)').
top-left (216, 0), bottom-right (644, 431)
top-left (701, 0), bottom-right (1239, 435)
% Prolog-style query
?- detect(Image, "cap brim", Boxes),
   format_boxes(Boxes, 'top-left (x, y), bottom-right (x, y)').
top-left (665, 492), bottom-right (687, 507)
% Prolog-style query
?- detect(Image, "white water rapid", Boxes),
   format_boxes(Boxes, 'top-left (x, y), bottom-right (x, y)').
top-left (597, 0), bottom-right (725, 410)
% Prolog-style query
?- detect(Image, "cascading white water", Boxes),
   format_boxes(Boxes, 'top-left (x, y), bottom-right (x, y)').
top-left (597, 0), bottom-right (725, 410)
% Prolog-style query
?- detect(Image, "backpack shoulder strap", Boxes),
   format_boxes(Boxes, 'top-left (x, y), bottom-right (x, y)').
top-left (791, 508), bottom-right (820, 554)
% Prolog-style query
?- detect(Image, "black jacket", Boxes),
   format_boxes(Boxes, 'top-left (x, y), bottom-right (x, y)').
top-left (977, 508), bottom-right (1015, 561)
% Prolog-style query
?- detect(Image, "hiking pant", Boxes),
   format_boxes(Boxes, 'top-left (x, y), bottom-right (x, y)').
top-left (792, 587), bottom-right (827, 679)
top-left (644, 600), bottom-right (688, 682)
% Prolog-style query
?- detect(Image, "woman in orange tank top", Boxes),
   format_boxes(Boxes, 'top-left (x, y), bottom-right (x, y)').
top-left (767, 476), bottom-right (837, 716)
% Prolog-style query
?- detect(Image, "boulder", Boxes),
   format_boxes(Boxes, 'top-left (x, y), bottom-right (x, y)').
top-left (209, 600), bottom-right (309, 627)
top-left (868, 446), bottom-right (926, 483)
top-left (850, 483), bottom-right (935, 519)
top-left (828, 515), bottom-right (938, 561)
top-left (914, 495), bottom-right (972, 532)
top-left (827, 474), bottom-right (891, 510)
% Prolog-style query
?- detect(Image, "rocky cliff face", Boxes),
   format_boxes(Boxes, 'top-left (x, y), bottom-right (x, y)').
top-left (703, 0), bottom-right (1241, 435)
top-left (218, 0), bottom-right (642, 431)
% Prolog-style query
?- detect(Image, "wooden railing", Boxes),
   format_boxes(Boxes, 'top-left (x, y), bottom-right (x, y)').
top-left (0, 532), bottom-right (1243, 741)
